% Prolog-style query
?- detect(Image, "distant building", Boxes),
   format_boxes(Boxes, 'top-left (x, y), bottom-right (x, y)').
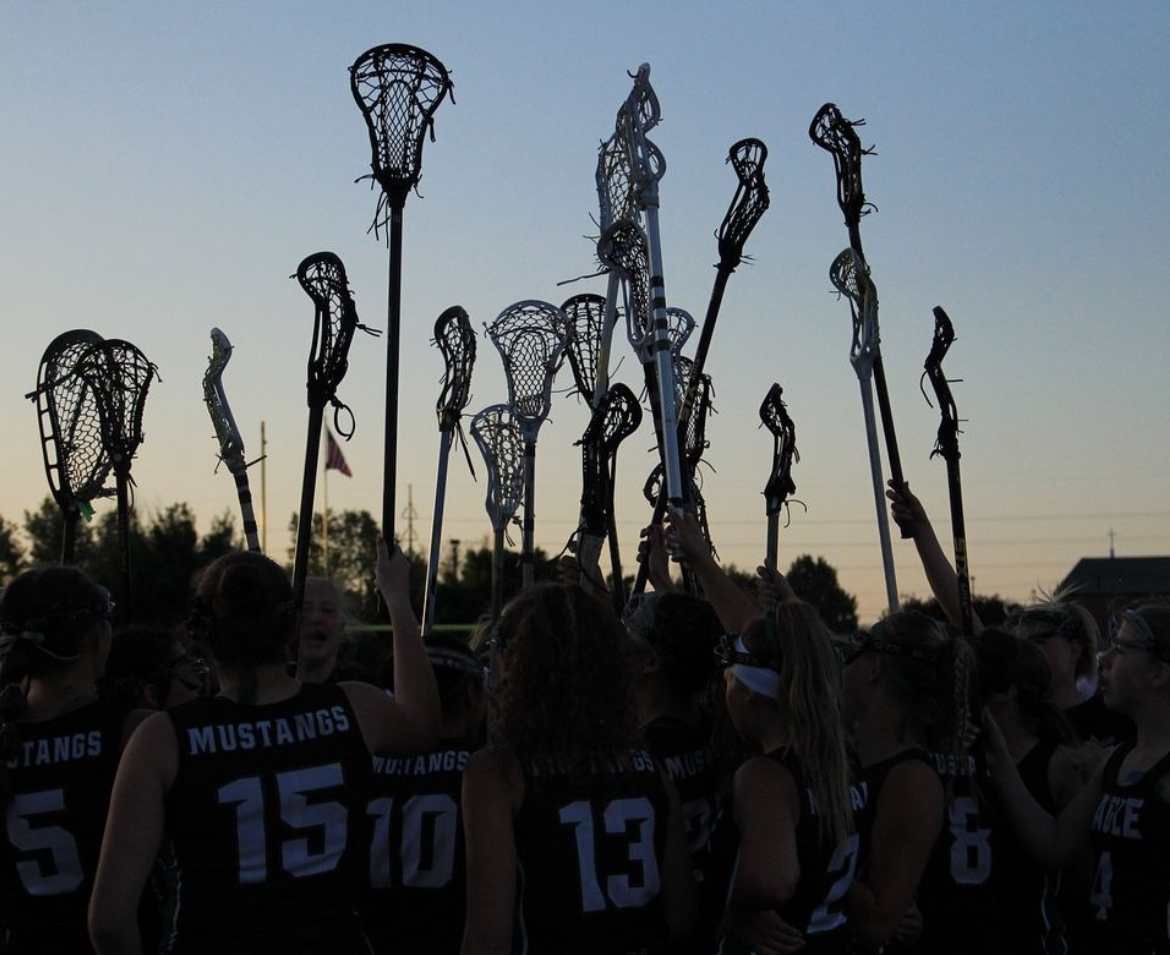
top-left (1058, 556), bottom-right (1170, 626)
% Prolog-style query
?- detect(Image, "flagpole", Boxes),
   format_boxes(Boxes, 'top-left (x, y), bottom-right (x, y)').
top-left (260, 421), bottom-right (268, 553)
top-left (322, 428), bottom-right (329, 575)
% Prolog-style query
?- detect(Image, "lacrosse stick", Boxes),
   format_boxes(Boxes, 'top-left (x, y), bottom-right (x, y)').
top-left (759, 384), bottom-right (801, 571)
top-left (562, 292), bottom-right (608, 410)
top-left (26, 330), bottom-right (112, 563)
top-left (810, 103), bottom-right (906, 515)
top-left (831, 248), bottom-right (899, 613)
top-left (421, 306), bottom-right (476, 637)
top-left (73, 339), bottom-right (158, 623)
top-left (470, 404), bottom-right (524, 625)
top-left (678, 138), bottom-right (770, 438)
top-left (923, 306), bottom-right (974, 636)
top-left (486, 300), bottom-right (570, 589)
top-left (292, 252), bottom-right (376, 610)
top-left (202, 328), bottom-right (260, 552)
top-left (350, 43), bottom-right (454, 544)
top-left (576, 383), bottom-right (642, 612)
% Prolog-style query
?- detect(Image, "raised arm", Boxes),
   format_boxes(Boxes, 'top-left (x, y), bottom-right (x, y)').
top-left (663, 505), bottom-right (759, 632)
top-left (345, 537), bottom-right (441, 754)
top-left (887, 481), bottom-right (981, 633)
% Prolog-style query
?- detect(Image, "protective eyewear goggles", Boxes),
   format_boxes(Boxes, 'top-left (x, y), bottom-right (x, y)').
top-left (1105, 609), bottom-right (1166, 660)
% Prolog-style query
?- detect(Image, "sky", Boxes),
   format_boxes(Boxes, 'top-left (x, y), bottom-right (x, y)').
top-left (1, 1), bottom-right (1167, 622)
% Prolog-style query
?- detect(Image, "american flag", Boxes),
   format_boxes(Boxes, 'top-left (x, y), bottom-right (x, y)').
top-left (325, 427), bottom-right (352, 477)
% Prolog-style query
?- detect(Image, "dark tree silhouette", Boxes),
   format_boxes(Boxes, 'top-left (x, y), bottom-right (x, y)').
top-left (785, 554), bottom-right (859, 632)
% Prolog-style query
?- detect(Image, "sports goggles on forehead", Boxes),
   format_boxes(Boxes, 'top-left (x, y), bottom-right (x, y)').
top-left (839, 625), bottom-right (945, 668)
top-left (1106, 609), bottom-right (1166, 659)
top-left (714, 632), bottom-right (775, 670)
top-left (1, 586), bottom-right (117, 638)
top-left (1006, 608), bottom-right (1076, 641)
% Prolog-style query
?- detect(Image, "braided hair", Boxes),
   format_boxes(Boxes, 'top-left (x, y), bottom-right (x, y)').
top-left (0, 566), bottom-right (112, 807)
top-left (188, 552), bottom-right (296, 705)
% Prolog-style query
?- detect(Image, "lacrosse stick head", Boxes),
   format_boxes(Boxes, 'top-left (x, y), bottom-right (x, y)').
top-left (74, 339), bottom-right (158, 474)
top-left (925, 306), bottom-right (960, 462)
top-left (561, 293), bottom-right (608, 404)
top-left (759, 383), bottom-right (799, 514)
top-left (615, 63), bottom-right (666, 204)
top-left (681, 364), bottom-right (714, 469)
top-left (716, 137), bottom-right (771, 272)
top-left (203, 327), bottom-right (246, 473)
top-left (596, 130), bottom-right (638, 232)
top-left (29, 329), bottom-right (113, 515)
top-left (295, 252), bottom-right (372, 422)
top-left (809, 102), bottom-right (871, 235)
top-left (597, 218), bottom-right (653, 358)
top-left (829, 248), bottom-right (879, 369)
top-left (433, 306), bottom-right (476, 431)
top-left (665, 307), bottom-right (695, 359)
top-left (350, 43), bottom-right (453, 217)
top-left (470, 404), bottom-right (524, 533)
top-left (485, 300), bottom-right (570, 438)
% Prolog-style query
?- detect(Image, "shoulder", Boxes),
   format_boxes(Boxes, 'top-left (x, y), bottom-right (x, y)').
top-left (877, 756), bottom-right (945, 816)
top-left (119, 710), bottom-right (179, 789)
top-left (734, 755), bottom-right (800, 821)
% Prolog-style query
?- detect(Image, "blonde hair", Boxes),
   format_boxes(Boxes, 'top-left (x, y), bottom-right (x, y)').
top-left (743, 600), bottom-right (853, 848)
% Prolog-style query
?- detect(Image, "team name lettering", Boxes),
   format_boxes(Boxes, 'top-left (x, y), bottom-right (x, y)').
top-left (529, 749), bottom-right (657, 777)
top-left (930, 751), bottom-right (978, 778)
top-left (8, 731), bottom-right (103, 768)
top-left (1092, 793), bottom-right (1144, 840)
top-left (185, 706), bottom-right (351, 756)
top-left (373, 749), bottom-right (471, 776)
top-left (663, 748), bottom-right (710, 780)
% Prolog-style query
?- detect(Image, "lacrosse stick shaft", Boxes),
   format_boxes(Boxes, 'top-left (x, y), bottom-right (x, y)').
top-left (605, 460), bottom-right (626, 614)
top-left (766, 514), bottom-right (779, 572)
top-left (871, 356), bottom-right (906, 491)
top-left (946, 456), bottom-right (975, 636)
top-left (421, 430), bottom-right (454, 637)
top-left (381, 208), bottom-right (405, 543)
top-left (233, 471), bottom-right (261, 553)
top-left (593, 273), bottom-right (622, 406)
top-left (115, 474), bottom-right (133, 624)
top-left (677, 267), bottom-right (730, 436)
top-left (293, 404), bottom-right (325, 610)
top-left (61, 512), bottom-right (78, 565)
top-left (522, 440), bottom-right (536, 589)
top-left (491, 527), bottom-right (505, 625)
top-left (857, 377), bottom-right (899, 614)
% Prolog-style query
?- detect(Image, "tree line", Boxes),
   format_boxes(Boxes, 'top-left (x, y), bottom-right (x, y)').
top-left (0, 497), bottom-right (1014, 631)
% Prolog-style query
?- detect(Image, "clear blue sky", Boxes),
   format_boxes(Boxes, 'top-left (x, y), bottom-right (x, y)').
top-left (2, 1), bottom-right (1167, 621)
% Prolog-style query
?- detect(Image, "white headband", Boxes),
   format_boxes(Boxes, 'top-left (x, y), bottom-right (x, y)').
top-left (730, 635), bottom-right (782, 700)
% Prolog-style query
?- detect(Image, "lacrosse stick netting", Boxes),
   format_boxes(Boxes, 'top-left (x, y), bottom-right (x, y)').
top-left (422, 305), bottom-right (477, 636)
top-left (829, 250), bottom-right (899, 613)
top-left (27, 329), bottom-right (112, 563)
top-left (809, 103), bottom-right (873, 253)
top-left (923, 305), bottom-right (974, 636)
top-left (470, 404), bottom-right (525, 625)
top-left (486, 300), bottom-right (570, 588)
top-left (74, 338), bottom-right (158, 623)
top-left (203, 328), bottom-right (260, 552)
top-left (759, 383), bottom-right (801, 570)
top-left (561, 293), bottom-right (608, 408)
top-left (291, 252), bottom-right (376, 608)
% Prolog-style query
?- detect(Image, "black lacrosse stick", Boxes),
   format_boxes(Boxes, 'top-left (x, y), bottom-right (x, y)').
top-left (759, 384), bottom-right (801, 570)
top-left (421, 306), bottom-right (476, 636)
top-left (576, 383), bottom-right (642, 612)
top-left (923, 306), bottom-right (974, 636)
top-left (561, 292), bottom-right (608, 409)
top-left (470, 404), bottom-right (525, 625)
top-left (292, 252), bottom-right (377, 609)
top-left (203, 328), bottom-right (261, 553)
top-left (74, 339), bottom-right (158, 623)
top-left (351, 43), bottom-right (454, 544)
top-left (811, 103), bottom-right (905, 513)
top-left (27, 330), bottom-right (112, 564)
top-left (678, 138), bottom-right (770, 436)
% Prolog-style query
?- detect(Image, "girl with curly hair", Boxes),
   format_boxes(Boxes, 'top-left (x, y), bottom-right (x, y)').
top-left (460, 583), bottom-right (693, 954)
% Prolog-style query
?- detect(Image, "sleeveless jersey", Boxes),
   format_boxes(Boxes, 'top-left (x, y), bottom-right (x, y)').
top-left (641, 715), bottom-right (724, 954)
top-left (362, 739), bottom-right (474, 954)
top-left (1087, 742), bottom-right (1170, 954)
top-left (164, 683), bottom-right (372, 954)
top-left (0, 698), bottom-right (129, 953)
top-left (716, 749), bottom-right (864, 955)
top-left (513, 748), bottom-right (672, 954)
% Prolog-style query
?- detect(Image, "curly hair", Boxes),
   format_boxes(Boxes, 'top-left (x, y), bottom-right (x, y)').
top-left (742, 600), bottom-right (853, 848)
top-left (188, 552), bottom-right (296, 703)
top-left (492, 584), bottom-right (636, 775)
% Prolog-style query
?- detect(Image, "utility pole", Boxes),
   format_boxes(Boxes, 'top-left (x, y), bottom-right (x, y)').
top-left (402, 484), bottom-right (419, 556)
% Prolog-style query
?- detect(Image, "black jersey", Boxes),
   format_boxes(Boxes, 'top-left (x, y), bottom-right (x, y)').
top-left (641, 715), bottom-right (724, 954)
top-left (362, 739), bottom-right (473, 954)
top-left (512, 748), bottom-right (672, 954)
top-left (164, 683), bottom-right (372, 954)
top-left (1086, 743), bottom-right (1170, 954)
top-left (716, 749), bottom-right (864, 955)
top-left (1065, 693), bottom-right (1134, 747)
top-left (0, 698), bottom-right (128, 953)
